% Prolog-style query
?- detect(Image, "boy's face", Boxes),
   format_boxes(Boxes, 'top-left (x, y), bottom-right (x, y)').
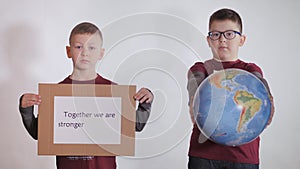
top-left (66, 33), bottom-right (104, 71)
top-left (207, 19), bottom-right (245, 62)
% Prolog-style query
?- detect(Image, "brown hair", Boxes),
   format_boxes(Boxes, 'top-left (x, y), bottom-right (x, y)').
top-left (69, 22), bottom-right (103, 45)
top-left (209, 8), bottom-right (243, 33)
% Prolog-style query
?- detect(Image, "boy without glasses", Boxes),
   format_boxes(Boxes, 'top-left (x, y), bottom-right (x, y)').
top-left (19, 22), bottom-right (154, 169)
top-left (187, 8), bottom-right (275, 169)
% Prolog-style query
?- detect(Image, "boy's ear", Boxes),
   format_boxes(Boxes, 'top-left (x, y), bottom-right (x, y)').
top-left (206, 36), bottom-right (212, 47)
top-left (239, 35), bottom-right (246, 46)
top-left (99, 48), bottom-right (105, 60)
top-left (66, 46), bottom-right (72, 58)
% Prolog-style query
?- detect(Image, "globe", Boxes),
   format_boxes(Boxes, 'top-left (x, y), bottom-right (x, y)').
top-left (193, 68), bottom-right (272, 146)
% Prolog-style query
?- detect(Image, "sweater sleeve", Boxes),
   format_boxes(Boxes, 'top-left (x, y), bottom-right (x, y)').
top-left (187, 62), bottom-right (206, 105)
top-left (19, 95), bottom-right (38, 140)
top-left (135, 102), bottom-right (151, 132)
top-left (135, 88), bottom-right (153, 132)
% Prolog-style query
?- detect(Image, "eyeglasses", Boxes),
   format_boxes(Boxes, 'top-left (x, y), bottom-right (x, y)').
top-left (208, 30), bottom-right (241, 40)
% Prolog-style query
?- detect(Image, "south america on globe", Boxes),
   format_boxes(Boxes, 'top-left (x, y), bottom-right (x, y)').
top-left (193, 68), bottom-right (271, 146)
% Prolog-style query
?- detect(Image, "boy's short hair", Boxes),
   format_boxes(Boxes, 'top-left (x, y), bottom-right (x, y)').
top-left (69, 22), bottom-right (103, 45)
top-left (209, 8), bottom-right (243, 33)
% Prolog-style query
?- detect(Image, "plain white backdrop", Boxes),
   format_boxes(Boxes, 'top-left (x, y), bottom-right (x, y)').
top-left (0, 0), bottom-right (299, 168)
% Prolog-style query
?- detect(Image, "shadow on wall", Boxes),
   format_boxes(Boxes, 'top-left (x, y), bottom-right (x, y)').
top-left (2, 23), bottom-right (40, 82)
top-left (0, 23), bottom-right (45, 169)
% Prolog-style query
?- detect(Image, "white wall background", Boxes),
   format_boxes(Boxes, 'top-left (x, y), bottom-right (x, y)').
top-left (0, 0), bottom-right (299, 168)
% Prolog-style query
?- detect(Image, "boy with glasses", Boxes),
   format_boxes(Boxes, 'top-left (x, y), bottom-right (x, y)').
top-left (187, 8), bottom-right (274, 169)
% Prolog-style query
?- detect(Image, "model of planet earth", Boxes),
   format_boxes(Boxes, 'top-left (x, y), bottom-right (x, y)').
top-left (193, 68), bottom-right (271, 146)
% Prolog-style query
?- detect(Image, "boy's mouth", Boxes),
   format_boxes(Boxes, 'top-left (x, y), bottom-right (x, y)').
top-left (219, 46), bottom-right (228, 50)
top-left (80, 59), bottom-right (90, 63)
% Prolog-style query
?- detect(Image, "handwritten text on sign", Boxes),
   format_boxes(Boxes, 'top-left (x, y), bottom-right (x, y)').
top-left (54, 96), bottom-right (122, 144)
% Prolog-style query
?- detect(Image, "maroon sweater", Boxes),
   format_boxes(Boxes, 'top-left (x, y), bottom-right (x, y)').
top-left (188, 59), bottom-right (263, 164)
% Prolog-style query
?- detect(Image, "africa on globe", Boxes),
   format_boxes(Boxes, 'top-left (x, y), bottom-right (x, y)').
top-left (193, 68), bottom-right (271, 146)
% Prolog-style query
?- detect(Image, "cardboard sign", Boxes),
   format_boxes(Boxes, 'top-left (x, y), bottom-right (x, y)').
top-left (38, 84), bottom-right (136, 156)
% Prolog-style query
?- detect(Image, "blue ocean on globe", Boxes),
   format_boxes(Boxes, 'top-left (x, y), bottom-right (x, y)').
top-left (193, 68), bottom-right (271, 146)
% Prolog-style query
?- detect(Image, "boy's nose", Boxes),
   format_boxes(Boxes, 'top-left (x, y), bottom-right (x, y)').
top-left (81, 47), bottom-right (89, 56)
top-left (219, 33), bottom-right (227, 42)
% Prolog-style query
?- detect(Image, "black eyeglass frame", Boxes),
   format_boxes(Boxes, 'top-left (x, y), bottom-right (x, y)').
top-left (208, 30), bottom-right (242, 40)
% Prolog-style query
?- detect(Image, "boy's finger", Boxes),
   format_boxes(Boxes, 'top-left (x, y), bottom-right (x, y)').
top-left (134, 91), bottom-right (146, 100)
top-left (21, 94), bottom-right (42, 108)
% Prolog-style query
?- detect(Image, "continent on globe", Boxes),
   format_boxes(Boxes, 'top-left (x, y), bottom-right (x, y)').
top-left (233, 90), bottom-right (262, 132)
top-left (209, 70), bottom-right (239, 91)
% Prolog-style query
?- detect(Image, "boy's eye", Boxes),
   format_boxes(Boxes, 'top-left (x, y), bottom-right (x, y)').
top-left (225, 32), bottom-right (232, 36)
top-left (225, 31), bottom-right (234, 37)
top-left (89, 46), bottom-right (96, 50)
top-left (212, 32), bottom-right (220, 37)
top-left (75, 45), bottom-right (82, 49)
top-left (211, 32), bottom-right (221, 38)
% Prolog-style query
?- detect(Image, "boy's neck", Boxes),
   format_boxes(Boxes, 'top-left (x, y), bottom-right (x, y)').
top-left (212, 57), bottom-right (239, 62)
top-left (70, 70), bottom-right (98, 81)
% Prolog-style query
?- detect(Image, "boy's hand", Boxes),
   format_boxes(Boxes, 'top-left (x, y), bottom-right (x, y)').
top-left (21, 93), bottom-right (42, 108)
top-left (134, 88), bottom-right (153, 104)
top-left (267, 95), bottom-right (275, 126)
